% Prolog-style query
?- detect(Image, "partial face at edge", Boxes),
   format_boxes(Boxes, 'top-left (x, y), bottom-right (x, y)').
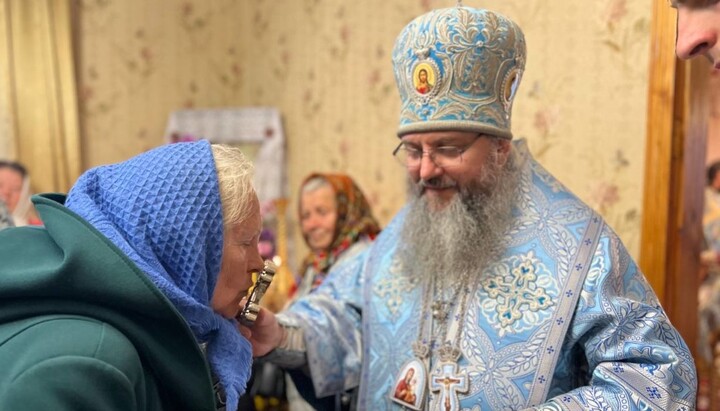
top-left (0, 168), bottom-right (23, 212)
top-left (211, 196), bottom-right (264, 319)
top-left (674, 0), bottom-right (720, 66)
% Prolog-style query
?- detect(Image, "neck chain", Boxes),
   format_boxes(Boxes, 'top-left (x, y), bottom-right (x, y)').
top-left (391, 270), bottom-right (474, 411)
top-left (413, 269), bottom-right (473, 363)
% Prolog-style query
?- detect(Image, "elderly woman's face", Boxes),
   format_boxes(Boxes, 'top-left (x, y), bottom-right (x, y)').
top-left (300, 184), bottom-right (338, 252)
top-left (211, 196), bottom-right (264, 319)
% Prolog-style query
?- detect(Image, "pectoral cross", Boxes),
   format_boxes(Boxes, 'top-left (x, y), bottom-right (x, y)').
top-left (430, 362), bottom-right (468, 411)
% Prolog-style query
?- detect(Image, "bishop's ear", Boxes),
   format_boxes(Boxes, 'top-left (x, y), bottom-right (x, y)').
top-left (495, 139), bottom-right (512, 167)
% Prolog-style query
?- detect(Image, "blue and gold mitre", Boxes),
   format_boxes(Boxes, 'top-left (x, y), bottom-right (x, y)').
top-left (392, 6), bottom-right (526, 139)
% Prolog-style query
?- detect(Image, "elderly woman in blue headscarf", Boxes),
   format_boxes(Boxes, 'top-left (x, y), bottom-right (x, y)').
top-left (0, 141), bottom-right (261, 411)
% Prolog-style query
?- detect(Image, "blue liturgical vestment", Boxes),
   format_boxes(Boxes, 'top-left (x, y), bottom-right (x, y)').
top-left (279, 140), bottom-right (697, 410)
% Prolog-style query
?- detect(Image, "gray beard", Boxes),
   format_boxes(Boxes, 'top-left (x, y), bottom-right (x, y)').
top-left (398, 151), bottom-right (520, 288)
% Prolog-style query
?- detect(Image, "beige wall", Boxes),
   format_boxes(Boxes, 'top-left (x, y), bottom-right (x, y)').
top-left (76, 0), bottom-right (650, 263)
top-left (0, 1), bottom-right (15, 160)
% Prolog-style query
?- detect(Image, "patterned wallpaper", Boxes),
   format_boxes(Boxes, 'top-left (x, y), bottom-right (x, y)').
top-left (76, 0), bottom-right (650, 263)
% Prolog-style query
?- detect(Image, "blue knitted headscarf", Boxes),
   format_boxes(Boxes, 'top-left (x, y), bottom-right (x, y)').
top-left (65, 140), bottom-right (251, 410)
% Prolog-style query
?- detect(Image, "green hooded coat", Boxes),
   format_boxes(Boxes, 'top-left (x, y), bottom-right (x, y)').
top-left (0, 194), bottom-right (217, 410)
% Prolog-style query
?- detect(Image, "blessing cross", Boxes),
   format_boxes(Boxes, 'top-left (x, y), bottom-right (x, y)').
top-left (430, 362), bottom-right (468, 411)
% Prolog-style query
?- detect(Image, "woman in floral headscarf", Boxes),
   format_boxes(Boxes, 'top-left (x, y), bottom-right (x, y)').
top-left (295, 173), bottom-right (380, 298)
top-left (283, 173), bottom-right (380, 411)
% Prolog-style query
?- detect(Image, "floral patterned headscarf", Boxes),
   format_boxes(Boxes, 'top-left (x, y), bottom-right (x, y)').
top-left (298, 173), bottom-right (380, 280)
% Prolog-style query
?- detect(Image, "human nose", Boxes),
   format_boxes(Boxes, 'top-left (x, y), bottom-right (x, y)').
top-left (676, 9), bottom-right (717, 61)
top-left (417, 150), bottom-right (443, 181)
top-left (249, 247), bottom-right (264, 274)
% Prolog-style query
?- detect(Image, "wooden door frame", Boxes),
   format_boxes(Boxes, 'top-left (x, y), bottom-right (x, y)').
top-left (640, 1), bottom-right (710, 360)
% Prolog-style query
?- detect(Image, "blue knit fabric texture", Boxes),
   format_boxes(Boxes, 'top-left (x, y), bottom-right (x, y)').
top-left (65, 140), bottom-right (251, 410)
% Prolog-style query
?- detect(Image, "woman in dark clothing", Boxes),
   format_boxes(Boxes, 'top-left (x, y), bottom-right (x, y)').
top-left (0, 141), bottom-right (261, 411)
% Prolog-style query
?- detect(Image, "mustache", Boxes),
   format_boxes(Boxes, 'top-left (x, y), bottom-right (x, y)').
top-left (417, 176), bottom-right (458, 191)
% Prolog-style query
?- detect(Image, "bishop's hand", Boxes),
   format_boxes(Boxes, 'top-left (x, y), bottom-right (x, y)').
top-left (237, 306), bottom-right (284, 357)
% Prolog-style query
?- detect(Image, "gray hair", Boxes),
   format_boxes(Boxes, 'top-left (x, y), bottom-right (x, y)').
top-left (302, 176), bottom-right (331, 194)
top-left (211, 144), bottom-right (256, 226)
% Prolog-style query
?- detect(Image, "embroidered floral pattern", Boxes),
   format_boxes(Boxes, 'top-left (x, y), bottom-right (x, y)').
top-left (391, 8), bottom-right (525, 136)
top-left (579, 241), bottom-right (606, 310)
top-left (373, 257), bottom-right (417, 321)
top-left (481, 252), bottom-right (557, 335)
top-left (461, 306), bottom-right (550, 409)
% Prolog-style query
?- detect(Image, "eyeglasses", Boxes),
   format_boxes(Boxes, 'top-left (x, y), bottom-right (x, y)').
top-left (392, 135), bottom-right (482, 169)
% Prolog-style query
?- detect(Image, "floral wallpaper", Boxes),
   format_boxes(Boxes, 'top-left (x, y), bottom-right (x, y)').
top-left (76, 0), bottom-right (650, 265)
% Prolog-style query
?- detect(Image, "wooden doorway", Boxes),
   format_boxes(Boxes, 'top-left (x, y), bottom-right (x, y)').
top-left (640, 1), bottom-right (710, 360)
